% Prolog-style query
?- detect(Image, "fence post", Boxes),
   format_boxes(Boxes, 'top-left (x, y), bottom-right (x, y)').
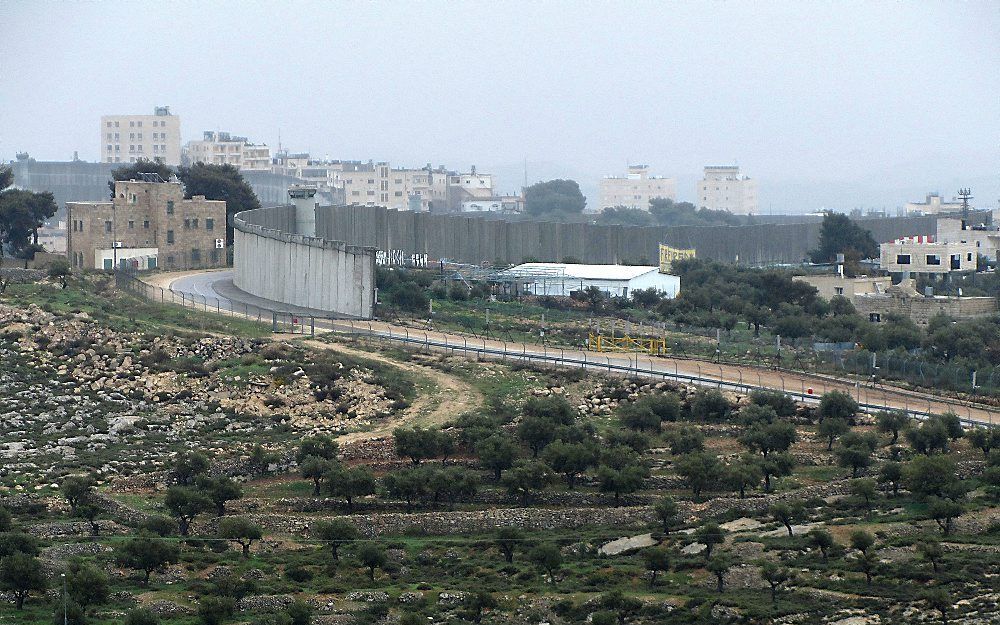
top-left (310, 317), bottom-right (315, 337)
top-left (272, 312), bottom-right (277, 333)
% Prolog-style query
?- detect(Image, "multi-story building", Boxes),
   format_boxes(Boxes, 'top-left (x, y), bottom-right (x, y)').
top-left (100, 106), bottom-right (181, 166)
top-left (879, 238), bottom-right (978, 276)
top-left (905, 193), bottom-right (963, 215)
top-left (792, 274), bottom-right (891, 301)
top-left (183, 131), bottom-right (272, 171)
top-left (66, 178), bottom-right (226, 271)
top-left (599, 165), bottom-right (676, 211)
top-left (696, 165), bottom-right (758, 215)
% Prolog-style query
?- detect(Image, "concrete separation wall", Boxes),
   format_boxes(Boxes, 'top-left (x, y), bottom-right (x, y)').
top-left (316, 205), bottom-right (946, 266)
top-left (233, 205), bottom-right (376, 318)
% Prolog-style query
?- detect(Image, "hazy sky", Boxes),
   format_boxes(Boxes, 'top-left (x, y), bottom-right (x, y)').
top-left (2, 1), bottom-right (998, 212)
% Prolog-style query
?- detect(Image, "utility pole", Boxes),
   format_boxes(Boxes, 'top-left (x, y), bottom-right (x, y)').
top-left (958, 188), bottom-right (973, 229)
top-left (61, 573), bottom-right (67, 625)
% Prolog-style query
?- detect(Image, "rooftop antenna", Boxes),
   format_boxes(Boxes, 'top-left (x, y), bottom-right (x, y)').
top-left (958, 187), bottom-right (973, 229)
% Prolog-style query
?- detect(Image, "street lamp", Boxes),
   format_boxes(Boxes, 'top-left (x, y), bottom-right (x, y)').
top-left (61, 572), bottom-right (67, 625)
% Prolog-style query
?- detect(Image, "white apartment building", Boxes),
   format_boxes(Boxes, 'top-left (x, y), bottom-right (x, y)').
top-left (697, 165), bottom-right (758, 215)
top-left (183, 131), bottom-right (272, 171)
top-left (101, 106), bottom-right (181, 166)
top-left (905, 193), bottom-right (963, 215)
top-left (599, 165), bottom-right (676, 211)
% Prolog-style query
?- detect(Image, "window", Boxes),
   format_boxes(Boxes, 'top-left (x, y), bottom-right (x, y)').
top-left (107, 145), bottom-right (112, 152)
top-left (211, 249), bottom-right (219, 263)
top-left (205, 218), bottom-right (214, 231)
top-left (869, 312), bottom-right (881, 322)
top-left (183, 218), bottom-right (190, 229)
top-left (925, 254), bottom-right (941, 266)
top-left (167, 255), bottom-right (174, 266)
top-left (896, 254), bottom-right (911, 265)
top-left (352, 191), bottom-right (360, 196)
top-left (834, 287), bottom-right (844, 295)
top-left (106, 122), bottom-right (112, 128)
top-left (137, 121), bottom-right (142, 127)
top-left (129, 121), bottom-right (134, 127)
top-left (968, 253), bottom-right (974, 261)
top-left (115, 145), bottom-right (120, 152)
top-left (143, 220), bottom-right (150, 229)
top-left (115, 121), bottom-right (119, 127)
top-left (166, 200), bottom-right (174, 214)
top-left (127, 220), bottom-right (134, 229)
top-left (104, 220), bottom-right (112, 233)
top-left (192, 218), bottom-right (198, 229)
top-left (129, 133), bottom-right (135, 140)
top-left (367, 190), bottom-right (375, 196)
top-left (129, 145), bottom-right (135, 153)
top-left (191, 248), bottom-right (201, 262)
top-left (394, 191), bottom-right (403, 197)
top-left (951, 255), bottom-right (961, 270)
top-left (167, 230), bottom-right (174, 244)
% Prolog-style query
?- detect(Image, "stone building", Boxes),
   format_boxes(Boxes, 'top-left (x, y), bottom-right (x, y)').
top-left (853, 280), bottom-right (997, 325)
top-left (66, 178), bottom-right (226, 271)
top-left (183, 131), bottom-right (272, 171)
top-left (599, 165), bottom-right (676, 211)
top-left (100, 106), bottom-right (181, 166)
top-left (879, 239), bottom-right (978, 276)
top-left (697, 165), bottom-right (758, 215)
top-left (906, 192), bottom-right (963, 215)
top-left (792, 274), bottom-right (891, 302)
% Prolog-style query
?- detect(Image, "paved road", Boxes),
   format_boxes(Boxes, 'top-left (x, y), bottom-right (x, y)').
top-left (152, 270), bottom-right (998, 427)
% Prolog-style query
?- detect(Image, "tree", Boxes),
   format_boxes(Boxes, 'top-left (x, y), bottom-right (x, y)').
top-left (707, 555), bottom-right (733, 593)
top-left (198, 595), bottom-right (236, 625)
top-left (760, 452), bottom-right (796, 492)
top-left (0, 533), bottom-right (39, 559)
top-left (461, 591), bottom-right (497, 625)
top-left (428, 466), bottom-right (480, 509)
top-left (876, 409), bottom-right (910, 444)
top-left (769, 502), bottom-right (803, 536)
top-left (850, 478), bottom-right (879, 517)
top-left (749, 390), bottom-right (798, 418)
top-left (689, 389), bottom-right (732, 421)
top-left (140, 516), bottom-right (177, 537)
top-left (0, 189), bottom-right (57, 264)
top-left (495, 527), bottom-right (522, 563)
top-left (248, 444), bottom-right (276, 478)
top-left (807, 529), bottom-right (835, 561)
top-left (517, 417), bottom-right (558, 458)
top-left (312, 519), bottom-right (358, 561)
top-left (0, 509), bottom-right (9, 533)
top-left (124, 608), bottom-right (160, 625)
top-left (383, 467), bottom-right (429, 511)
top-left (818, 417), bottom-right (850, 451)
top-left (48, 257), bottom-right (71, 288)
top-left (542, 440), bottom-right (598, 488)
top-left (503, 460), bottom-right (555, 505)
top-left (297, 435), bottom-right (339, 463)
top-left (163, 486), bottom-right (212, 536)
top-left (66, 560), bottom-right (109, 609)
top-left (171, 451), bottom-right (209, 486)
top-left (617, 401), bottom-right (660, 432)
top-left (923, 588), bottom-right (951, 625)
top-left (739, 421), bottom-right (796, 457)
top-left (177, 162), bottom-right (261, 246)
top-left (853, 550), bottom-right (879, 584)
top-left (115, 532), bottom-right (179, 586)
top-left (60, 474), bottom-right (96, 514)
top-left (643, 547), bottom-right (671, 586)
top-left (596, 446), bottom-right (650, 506)
top-left (529, 543), bottom-right (562, 582)
top-left (218, 517), bottom-right (262, 557)
top-left (196, 475), bottom-right (243, 516)
top-left (744, 305), bottom-right (770, 337)
top-left (835, 432), bottom-right (879, 477)
top-left (693, 522), bottom-right (726, 560)
top-left (723, 456), bottom-right (763, 498)
top-left (524, 179), bottom-right (586, 216)
top-left (640, 393), bottom-right (683, 427)
top-left (927, 497), bottom-right (963, 535)
top-left (817, 391), bottom-right (858, 423)
top-left (877, 461), bottom-right (904, 496)
top-left (907, 420), bottom-right (951, 455)
top-left (760, 562), bottom-right (790, 603)
top-left (286, 599), bottom-right (312, 625)
top-left (808, 212), bottom-right (878, 264)
top-left (667, 425), bottom-right (705, 455)
top-left (301, 456), bottom-right (333, 497)
top-left (393, 426), bottom-right (447, 464)
top-left (109, 159), bottom-right (173, 197)
top-left (849, 530), bottom-right (875, 555)
top-left (933, 412), bottom-right (964, 442)
top-left (355, 542), bottom-right (386, 581)
top-left (967, 427), bottom-right (1000, 459)
top-left (652, 496), bottom-right (680, 535)
top-left (0, 553), bottom-right (46, 609)
top-left (675, 451), bottom-right (721, 500)
top-left (325, 464), bottom-right (376, 511)
top-left (903, 455), bottom-right (958, 499)
top-left (918, 539), bottom-right (944, 573)
top-left (476, 433), bottom-right (518, 480)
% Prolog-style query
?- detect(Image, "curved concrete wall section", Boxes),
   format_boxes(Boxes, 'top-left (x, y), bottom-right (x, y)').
top-left (316, 205), bottom-right (943, 266)
top-left (233, 205), bottom-right (376, 319)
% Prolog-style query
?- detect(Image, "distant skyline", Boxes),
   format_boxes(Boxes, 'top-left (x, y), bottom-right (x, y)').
top-left (2, 1), bottom-right (998, 213)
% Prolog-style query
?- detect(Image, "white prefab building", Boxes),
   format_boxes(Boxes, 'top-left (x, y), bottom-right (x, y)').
top-left (503, 263), bottom-right (680, 298)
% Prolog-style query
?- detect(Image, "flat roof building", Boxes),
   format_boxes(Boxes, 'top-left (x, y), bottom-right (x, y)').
top-left (697, 165), bottom-right (757, 215)
top-left (183, 131), bottom-right (272, 171)
top-left (66, 178), bottom-right (226, 271)
top-left (792, 274), bottom-right (891, 301)
top-left (501, 262), bottom-right (680, 298)
top-left (101, 106), bottom-right (181, 166)
top-left (906, 193), bottom-right (963, 215)
top-left (880, 239), bottom-right (978, 275)
top-left (599, 165), bottom-right (676, 211)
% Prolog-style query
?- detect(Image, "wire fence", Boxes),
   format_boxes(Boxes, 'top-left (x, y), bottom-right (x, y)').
top-left (114, 269), bottom-right (997, 428)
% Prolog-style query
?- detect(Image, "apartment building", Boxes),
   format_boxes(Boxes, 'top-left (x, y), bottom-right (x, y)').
top-left (697, 165), bottom-right (758, 215)
top-left (879, 238), bottom-right (978, 275)
top-left (905, 193), bottom-right (963, 215)
top-left (183, 131), bottom-right (272, 171)
top-left (599, 165), bottom-right (676, 211)
top-left (100, 106), bottom-right (181, 166)
top-left (66, 178), bottom-right (226, 271)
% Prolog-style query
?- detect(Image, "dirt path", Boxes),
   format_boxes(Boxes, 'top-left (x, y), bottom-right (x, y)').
top-left (298, 337), bottom-right (482, 444)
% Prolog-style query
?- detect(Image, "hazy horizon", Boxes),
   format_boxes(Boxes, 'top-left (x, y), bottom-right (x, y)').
top-left (2, 0), bottom-right (998, 213)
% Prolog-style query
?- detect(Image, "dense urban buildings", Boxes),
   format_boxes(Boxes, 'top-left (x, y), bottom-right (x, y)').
top-left (66, 177), bottom-right (226, 270)
top-left (183, 131), bottom-right (272, 171)
top-left (696, 165), bottom-right (758, 215)
top-left (599, 164), bottom-right (676, 211)
top-left (100, 106), bottom-right (181, 166)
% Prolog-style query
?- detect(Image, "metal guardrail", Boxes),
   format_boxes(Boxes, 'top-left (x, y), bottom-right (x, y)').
top-left (116, 270), bottom-right (996, 428)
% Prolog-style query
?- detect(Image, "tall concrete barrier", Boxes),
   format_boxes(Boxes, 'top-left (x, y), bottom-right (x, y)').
top-left (316, 205), bottom-right (947, 266)
top-left (233, 205), bottom-right (376, 319)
